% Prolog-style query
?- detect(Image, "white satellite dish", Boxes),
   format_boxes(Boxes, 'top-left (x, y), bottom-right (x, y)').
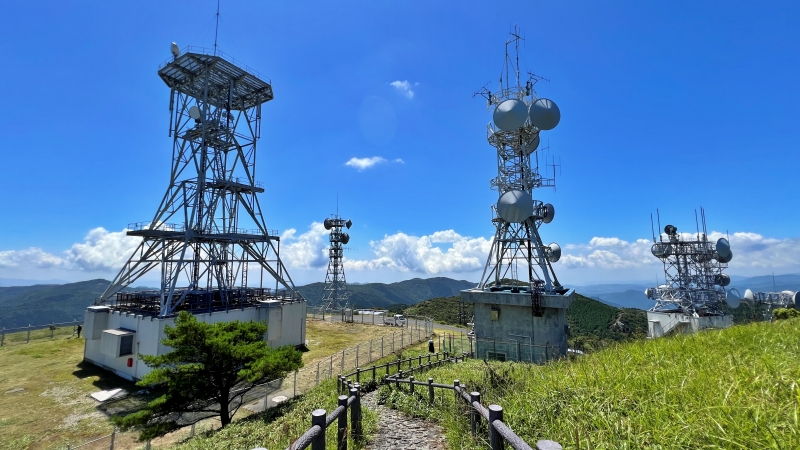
top-left (493, 99), bottom-right (528, 131)
top-left (171, 42), bottom-right (180, 58)
top-left (644, 288), bottom-right (652, 299)
top-left (542, 203), bottom-right (555, 224)
top-left (793, 292), bottom-right (799, 306)
top-left (529, 98), bottom-right (560, 130)
top-left (496, 189), bottom-right (533, 223)
top-left (189, 106), bottom-right (202, 120)
top-left (743, 289), bottom-right (755, 304)
top-left (520, 134), bottom-right (540, 155)
top-left (548, 242), bottom-right (561, 263)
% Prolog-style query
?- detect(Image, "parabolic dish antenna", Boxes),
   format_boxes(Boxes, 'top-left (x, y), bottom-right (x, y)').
top-left (548, 242), bottom-right (561, 262)
top-left (189, 106), bottom-right (201, 120)
top-left (493, 99), bottom-right (528, 131)
top-left (717, 250), bottom-right (733, 264)
top-left (651, 243), bottom-right (673, 258)
top-left (528, 98), bottom-right (560, 130)
top-left (716, 238), bottom-right (731, 258)
top-left (496, 189), bottom-right (533, 223)
top-left (542, 203), bottom-right (555, 224)
top-left (744, 289), bottom-right (755, 303)
top-left (324, 219), bottom-right (333, 230)
top-left (726, 293), bottom-right (741, 309)
top-left (716, 273), bottom-right (731, 287)
top-left (341, 233), bottom-right (350, 245)
top-left (345, 219), bottom-right (352, 229)
top-left (520, 134), bottom-right (540, 155)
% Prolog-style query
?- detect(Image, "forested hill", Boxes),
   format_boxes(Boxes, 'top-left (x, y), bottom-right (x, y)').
top-left (297, 277), bottom-right (475, 309)
top-left (406, 293), bottom-right (648, 351)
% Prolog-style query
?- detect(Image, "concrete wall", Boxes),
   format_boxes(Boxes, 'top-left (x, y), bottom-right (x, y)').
top-left (647, 311), bottom-right (733, 338)
top-left (83, 301), bottom-right (307, 381)
top-left (461, 289), bottom-right (573, 362)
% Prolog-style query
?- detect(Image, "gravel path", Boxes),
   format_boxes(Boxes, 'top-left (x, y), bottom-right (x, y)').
top-left (362, 391), bottom-right (448, 450)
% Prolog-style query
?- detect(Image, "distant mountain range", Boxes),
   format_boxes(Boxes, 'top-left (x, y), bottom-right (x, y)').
top-left (573, 273), bottom-right (800, 310)
top-left (0, 277), bottom-right (475, 329)
top-left (2, 273), bottom-right (797, 328)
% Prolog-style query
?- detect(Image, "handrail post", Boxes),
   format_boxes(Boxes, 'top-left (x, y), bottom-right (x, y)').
top-left (350, 386), bottom-right (362, 441)
top-left (311, 409), bottom-right (326, 450)
top-left (469, 392), bottom-right (481, 436)
top-left (356, 367), bottom-right (361, 383)
top-left (109, 428), bottom-right (116, 450)
top-left (381, 335), bottom-right (384, 358)
top-left (396, 370), bottom-right (403, 388)
top-left (489, 405), bottom-right (504, 450)
top-left (428, 377), bottom-right (434, 404)
top-left (316, 362), bottom-right (320, 386)
top-left (409, 376), bottom-right (415, 395)
top-left (453, 380), bottom-right (460, 412)
top-left (337, 395), bottom-right (348, 450)
top-left (356, 344), bottom-right (360, 368)
top-left (372, 365), bottom-right (376, 381)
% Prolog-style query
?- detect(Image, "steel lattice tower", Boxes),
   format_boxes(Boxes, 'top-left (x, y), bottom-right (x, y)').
top-left (646, 211), bottom-right (733, 316)
top-left (321, 215), bottom-right (352, 311)
top-left (96, 47), bottom-right (302, 317)
top-left (476, 29), bottom-right (567, 316)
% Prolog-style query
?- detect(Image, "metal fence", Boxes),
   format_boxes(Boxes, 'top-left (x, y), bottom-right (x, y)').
top-left (1, 320), bottom-right (83, 346)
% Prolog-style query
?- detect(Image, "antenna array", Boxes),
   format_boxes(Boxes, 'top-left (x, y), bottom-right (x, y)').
top-left (321, 215), bottom-right (352, 312)
top-left (475, 26), bottom-right (566, 315)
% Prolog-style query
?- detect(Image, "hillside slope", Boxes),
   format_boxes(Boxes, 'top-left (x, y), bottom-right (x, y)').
top-left (382, 318), bottom-right (800, 449)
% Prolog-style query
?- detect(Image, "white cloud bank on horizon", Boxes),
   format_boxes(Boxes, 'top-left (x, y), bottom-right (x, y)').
top-left (0, 227), bottom-right (139, 273)
top-left (344, 156), bottom-right (404, 171)
top-left (389, 80), bottom-right (417, 99)
top-left (3, 226), bottom-right (800, 284)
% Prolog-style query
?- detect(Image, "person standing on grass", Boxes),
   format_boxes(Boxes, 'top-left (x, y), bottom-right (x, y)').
top-left (76, 324), bottom-right (82, 338)
top-left (428, 338), bottom-right (434, 353)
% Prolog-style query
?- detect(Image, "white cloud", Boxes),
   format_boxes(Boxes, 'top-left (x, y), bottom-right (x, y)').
top-left (280, 223), bottom-right (329, 269)
top-left (389, 80), bottom-right (416, 99)
top-left (0, 227), bottom-right (139, 272)
top-left (347, 230), bottom-right (492, 274)
top-left (344, 156), bottom-right (405, 171)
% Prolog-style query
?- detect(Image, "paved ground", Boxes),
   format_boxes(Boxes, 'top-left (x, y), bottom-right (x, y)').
top-left (362, 390), bottom-right (448, 450)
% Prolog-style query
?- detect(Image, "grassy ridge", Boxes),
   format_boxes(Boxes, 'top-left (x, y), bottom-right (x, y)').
top-left (378, 319), bottom-right (800, 449)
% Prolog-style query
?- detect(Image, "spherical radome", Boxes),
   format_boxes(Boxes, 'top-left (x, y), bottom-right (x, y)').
top-left (493, 99), bottom-right (528, 131)
top-left (529, 98), bottom-right (560, 130)
top-left (496, 189), bottom-right (533, 223)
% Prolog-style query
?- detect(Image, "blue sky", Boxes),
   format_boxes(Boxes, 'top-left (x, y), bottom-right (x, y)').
top-left (1, 1), bottom-right (799, 287)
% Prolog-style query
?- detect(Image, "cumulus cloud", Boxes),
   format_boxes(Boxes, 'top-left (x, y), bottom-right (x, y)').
top-left (0, 227), bottom-right (139, 272)
top-left (389, 80), bottom-right (417, 99)
top-left (344, 156), bottom-right (404, 171)
top-left (280, 223), bottom-right (329, 269)
top-left (347, 230), bottom-right (492, 274)
top-left (559, 231), bottom-right (800, 274)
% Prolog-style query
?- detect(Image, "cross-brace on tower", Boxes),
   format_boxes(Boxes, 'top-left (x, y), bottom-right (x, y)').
top-left (321, 215), bottom-right (352, 312)
top-left (96, 47), bottom-right (301, 317)
top-left (646, 210), bottom-right (733, 316)
top-left (475, 29), bottom-right (567, 316)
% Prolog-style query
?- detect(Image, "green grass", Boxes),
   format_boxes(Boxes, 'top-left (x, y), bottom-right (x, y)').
top-left (378, 319), bottom-right (800, 449)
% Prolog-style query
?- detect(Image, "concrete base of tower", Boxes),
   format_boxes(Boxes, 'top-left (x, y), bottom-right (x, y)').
top-left (82, 301), bottom-right (307, 382)
top-left (461, 288), bottom-right (574, 363)
top-left (646, 311), bottom-right (733, 338)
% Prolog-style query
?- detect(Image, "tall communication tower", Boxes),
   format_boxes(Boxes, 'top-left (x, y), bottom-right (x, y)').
top-left (461, 28), bottom-right (574, 363)
top-left (96, 45), bottom-right (301, 316)
top-left (476, 27), bottom-right (566, 309)
top-left (321, 215), bottom-right (352, 312)
top-left (645, 210), bottom-right (737, 337)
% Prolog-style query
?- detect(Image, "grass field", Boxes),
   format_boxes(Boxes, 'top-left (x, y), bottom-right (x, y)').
top-left (378, 319), bottom-right (800, 449)
top-left (0, 319), bottom-right (406, 449)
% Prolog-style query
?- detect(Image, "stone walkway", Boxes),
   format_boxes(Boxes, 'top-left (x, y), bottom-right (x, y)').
top-left (362, 391), bottom-right (448, 450)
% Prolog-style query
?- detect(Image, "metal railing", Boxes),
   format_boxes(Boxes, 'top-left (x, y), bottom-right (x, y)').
top-left (285, 388), bottom-right (362, 450)
top-left (158, 45), bottom-right (271, 84)
top-left (1, 320), bottom-right (83, 346)
top-left (386, 375), bottom-right (563, 450)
